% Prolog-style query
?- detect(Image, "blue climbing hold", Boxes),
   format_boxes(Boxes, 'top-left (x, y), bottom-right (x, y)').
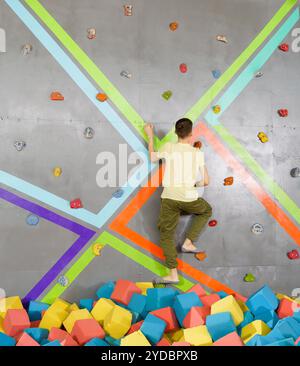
top-left (113, 189), bottom-right (124, 198)
top-left (26, 214), bottom-right (40, 226)
top-left (212, 69), bottom-right (221, 79)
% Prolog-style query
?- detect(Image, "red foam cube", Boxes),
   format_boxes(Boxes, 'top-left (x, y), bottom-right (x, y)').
top-left (213, 332), bottom-right (244, 346)
top-left (71, 319), bottom-right (105, 345)
top-left (277, 298), bottom-right (300, 319)
top-left (183, 306), bottom-right (210, 328)
top-left (150, 307), bottom-right (179, 333)
top-left (200, 294), bottom-right (220, 308)
top-left (127, 321), bottom-right (143, 335)
top-left (16, 332), bottom-right (40, 346)
top-left (156, 338), bottom-right (171, 346)
top-left (186, 284), bottom-right (207, 299)
top-left (111, 279), bottom-right (142, 305)
top-left (48, 327), bottom-right (79, 346)
top-left (172, 341), bottom-right (190, 346)
top-left (3, 309), bottom-right (30, 338)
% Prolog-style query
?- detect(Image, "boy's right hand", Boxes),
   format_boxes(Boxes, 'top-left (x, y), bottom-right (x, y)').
top-left (144, 123), bottom-right (154, 138)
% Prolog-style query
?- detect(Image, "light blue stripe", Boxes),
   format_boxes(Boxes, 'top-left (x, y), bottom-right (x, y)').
top-left (4, 0), bottom-right (155, 227)
top-left (206, 7), bottom-right (300, 125)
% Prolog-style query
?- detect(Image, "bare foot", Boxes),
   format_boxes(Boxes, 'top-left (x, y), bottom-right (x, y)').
top-left (162, 275), bottom-right (179, 283)
top-left (182, 238), bottom-right (198, 251)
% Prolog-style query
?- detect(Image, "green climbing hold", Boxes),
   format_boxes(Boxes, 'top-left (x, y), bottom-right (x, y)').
top-left (162, 90), bottom-right (172, 101)
top-left (244, 273), bottom-right (256, 283)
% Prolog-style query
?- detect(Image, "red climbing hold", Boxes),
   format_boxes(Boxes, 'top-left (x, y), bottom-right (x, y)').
top-left (70, 199), bottom-right (83, 209)
top-left (179, 63), bottom-right (187, 74)
top-left (193, 141), bottom-right (202, 149)
top-left (51, 92), bottom-right (64, 101)
top-left (287, 250), bottom-right (299, 260)
top-left (278, 43), bottom-right (289, 52)
top-left (278, 109), bottom-right (288, 117)
top-left (208, 220), bottom-right (217, 227)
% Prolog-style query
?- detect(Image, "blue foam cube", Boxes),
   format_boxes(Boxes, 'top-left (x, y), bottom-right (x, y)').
top-left (206, 312), bottom-right (236, 341)
top-left (255, 310), bottom-right (279, 329)
top-left (0, 332), bottom-right (16, 346)
top-left (246, 285), bottom-right (279, 316)
top-left (273, 317), bottom-right (300, 340)
top-left (24, 328), bottom-right (49, 344)
top-left (79, 298), bottom-right (94, 312)
top-left (293, 311), bottom-right (300, 323)
top-left (85, 338), bottom-right (109, 346)
top-left (141, 314), bottom-right (166, 344)
top-left (96, 281), bottom-right (115, 299)
top-left (145, 288), bottom-right (179, 312)
top-left (43, 340), bottom-right (61, 346)
top-left (216, 291), bottom-right (228, 299)
top-left (237, 311), bottom-right (254, 334)
top-left (173, 292), bottom-right (203, 326)
top-left (128, 293), bottom-right (147, 315)
top-left (28, 301), bottom-right (50, 321)
top-left (266, 337), bottom-right (295, 346)
top-left (245, 334), bottom-right (262, 346)
top-left (105, 336), bottom-right (121, 346)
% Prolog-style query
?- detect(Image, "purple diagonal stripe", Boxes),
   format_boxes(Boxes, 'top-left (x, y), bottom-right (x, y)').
top-left (0, 188), bottom-right (96, 305)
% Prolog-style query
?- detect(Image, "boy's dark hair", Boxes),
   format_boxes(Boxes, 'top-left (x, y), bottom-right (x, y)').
top-left (175, 118), bottom-right (193, 139)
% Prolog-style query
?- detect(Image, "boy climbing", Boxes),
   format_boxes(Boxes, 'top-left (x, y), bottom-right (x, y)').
top-left (144, 118), bottom-right (212, 284)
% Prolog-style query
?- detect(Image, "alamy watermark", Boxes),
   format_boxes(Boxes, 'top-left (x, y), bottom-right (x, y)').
top-left (292, 27), bottom-right (300, 52)
top-left (0, 27), bottom-right (6, 53)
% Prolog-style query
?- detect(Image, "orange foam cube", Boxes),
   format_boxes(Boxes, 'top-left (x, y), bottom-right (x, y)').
top-left (16, 332), bottom-right (40, 346)
top-left (71, 319), bottom-right (105, 345)
top-left (183, 306), bottom-right (210, 328)
top-left (186, 284), bottom-right (207, 299)
top-left (213, 331), bottom-right (244, 346)
top-left (111, 279), bottom-right (142, 305)
top-left (200, 294), bottom-right (221, 308)
top-left (48, 327), bottom-right (78, 346)
top-left (3, 309), bottom-right (30, 337)
top-left (150, 307), bottom-right (179, 332)
top-left (277, 298), bottom-right (300, 319)
top-left (127, 320), bottom-right (143, 335)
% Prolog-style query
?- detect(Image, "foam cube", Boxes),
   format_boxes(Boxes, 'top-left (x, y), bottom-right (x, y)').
top-left (71, 318), bottom-right (105, 345)
top-left (241, 320), bottom-right (271, 343)
top-left (236, 299), bottom-right (249, 313)
top-left (104, 305), bottom-right (132, 339)
top-left (150, 307), bottom-right (179, 332)
top-left (136, 282), bottom-right (154, 295)
top-left (186, 284), bottom-right (207, 298)
top-left (85, 338), bottom-right (109, 346)
top-left (28, 301), bottom-right (50, 321)
top-left (145, 288), bottom-right (178, 312)
top-left (0, 316), bottom-right (4, 333)
top-left (24, 328), bottom-right (49, 343)
top-left (96, 281), bottom-right (115, 299)
top-left (183, 325), bottom-right (212, 346)
top-left (206, 312), bottom-right (236, 341)
top-left (173, 293), bottom-right (203, 326)
top-left (200, 294), bottom-right (221, 308)
top-left (0, 296), bottom-right (23, 314)
top-left (39, 308), bottom-right (69, 331)
top-left (172, 341), bottom-right (191, 346)
top-left (128, 320), bottom-right (143, 335)
top-left (277, 298), bottom-right (300, 319)
top-left (216, 291), bottom-right (229, 299)
top-left (237, 311), bottom-right (254, 334)
top-left (79, 299), bottom-right (94, 312)
top-left (3, 309), bottom-right (30, 337)
top-left (246, 285), bottom-right (279, 316)
top-left (266, 338), bottom-right (295, 346)
top-left (16, 332), bottom-right (40, 346)
top-left (156, 337), bottom-right (171, 346)
top-left (91, 298), bottom-right (115, 324)
top-left (183, 306), bottom-right (210, 328)
top-left (255, 310), bottom-right (279, 328)
top-left (128, 293), bottom-right (147, 315)
top-left (0, 332), bottom-right (16, 346)
top-left (294, 311), bottom-right (300, 322)
top-left (48, 327), bottom-right (79, 346)
top-left (69, 303), bottom-right (80, 312)
top-left (273, 317), bottom-right (300, 340)
top-left (121, 330), bottom-right (151, 346)
top-left (213, 331), bottom-right (244, 346)
top-left (167, 329), bottom-right (184, 343)
top-left (140, 314), bottom-right (166, 344)
top-left (48, 298), bottom-right (71, 313)
top-left (105, 336), bottom-right (121, 346)
top-left (211, 295), bottom-right (244, 326)
top-left (63, 309), bottom-right (92, 334)
top-left (111, 279), bottom-right (142, 306)
top-left (43, 340), bottom-right (61, 346)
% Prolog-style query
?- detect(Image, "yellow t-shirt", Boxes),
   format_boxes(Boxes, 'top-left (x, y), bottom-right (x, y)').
top-left (155, 142), bottom-right (205, 202)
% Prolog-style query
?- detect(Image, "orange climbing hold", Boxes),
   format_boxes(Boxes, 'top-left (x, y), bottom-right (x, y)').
top-left (51, 92), bottom-right (64, 101)
top-left (195, 252), bottom-right (207, 261)
top-left (96, 93), bottom-right (108, 102)
top-left (224, 177), bottom-right (234, 186)
top-left (193, 141), bottom-right (202, 149)
top-left (169, 22), bottom-right (179, 31)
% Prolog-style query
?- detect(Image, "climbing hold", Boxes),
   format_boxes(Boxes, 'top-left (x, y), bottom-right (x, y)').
top-left (50, 92), bottom-right (64, 101)
top-left (208, 220), bottom-right (218, 227)
top-left (169, 22), bottom-right (179, 32)
top-left (96, 93), bottom-right (108, 102)
top-left (112, 189), bottom-right (124, 198)
top-left (257, 132), bottom-right (268, 143)
top-left (251, 223), bottom-right (264, 235)
top-left (278, 43), bottom-right (289, 52)
top-left (14, 141), bottom-right (26, 152)
top-left (70, 199), bottom-right (83, 209)
top-left (255, 71), bottom-right (263, 78)
top-left (216, 35), bottom-right (228, 43)
top-left (57, 275), bottom-right (69, 287)
top-left (290, 168), bottom-right (300, 178)
top-left (223, 177), bottom-right (234, 186)
top-left (193, 141), bottom-right (202, 149)
top-left (162, 90), bottom-right (172, 101)
top-left (53, 167), bottom-right (62, 177)
top-left (212, 105), bottom-right (221, 114)
top-left (93, 244), bottom-right (104, 256)
top-left (26, 214), bottom-right (39, 226)
top-left (22, 44), bottom-right (32, 56)
top-left (84, 127), bottom-right (94, 139)
top-left (120, 70), bottom-right (132, 79)
top-left (212, 69), bottom-right (221, 79)
top-left (87, 28), bottom-right (96, 40)
top-left (278, 109), bottom-right (288, 117)
top-left (179, 63), bottom-right (188, 74)
top-left (195, 252), bottom-right (207, 262)
top-left (124, 5), bottom-right (133, 16)
top-left (287, 250), bottom-right (300, 260)
top-left (244, 273), bottom-right (256, 283)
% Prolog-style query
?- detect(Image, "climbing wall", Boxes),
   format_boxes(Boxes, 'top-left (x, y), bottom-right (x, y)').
top-left (0, 0), bottom-right (300, 305)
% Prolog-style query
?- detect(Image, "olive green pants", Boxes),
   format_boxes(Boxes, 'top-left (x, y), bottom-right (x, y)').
top-left (158, 198), bottom-right (212, 269)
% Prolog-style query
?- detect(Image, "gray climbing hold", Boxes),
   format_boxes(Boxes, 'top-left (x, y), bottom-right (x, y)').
top-left (251, 223), bottom-right (264, 235)
top-left (84, 127), bottom-right (94, 139)
top-left (57, 275), bottom-right (69, 287)
top-left (255, 71), bottom-right (263, 78)
top-left (291, 168), bottom-right (300, 178)
top-left (26, 214), bottom-right (39, 226)
top-left (212, 69), bottom-right (221, 79)
top-left (14, 141), bottom-right (26, 151)
top-left (120, 70), bottom-right (132, 79)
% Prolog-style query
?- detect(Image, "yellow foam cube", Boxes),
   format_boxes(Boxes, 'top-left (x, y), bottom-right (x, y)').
top-left (276, 293), bottom-right (294, 301)
top-left (168, 329), bottom-right (184, 342)
top-left (48, 298), bottom-right (71, 313)
top-left (0, 315), bottom-right (4, 333)
top-left (121, 331), bottom-right (151, 346)
top-left (0, 296), bottom-right (23, 314)
top-left (63, 309), bottom-right (92, 334)
top-left (104, 305), bottom-right (132, 339)
top-left (91, 298), bottom-right (115, 325)
top-left (39, 309), bottom-right (69, 331)
top-left (211, 295), bottom-right (244, 326)
top-left (136, 282), bottom-right (154, 295)
top-left (241, 320), bottom-right (271, 343)
top-left (183, 326), bottom-right (212, 346)
top-left (69, 303), bottom-right (79, 312)
top-left (236, 299), bottom-right (249, 312)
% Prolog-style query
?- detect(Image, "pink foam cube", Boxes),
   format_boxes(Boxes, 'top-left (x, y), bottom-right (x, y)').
top-left (16, 332), bottom-right (40, 346)
top-left (3, 309), bottom-right (30, 337)
top-left (111, 279), bottom-right (142, 305)
top-left (71, 319), bottom-right (105, 345)
top-left (213, 332), bottom-right (244, 346)
top-left (48, 327), bottom-right (79, 346)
